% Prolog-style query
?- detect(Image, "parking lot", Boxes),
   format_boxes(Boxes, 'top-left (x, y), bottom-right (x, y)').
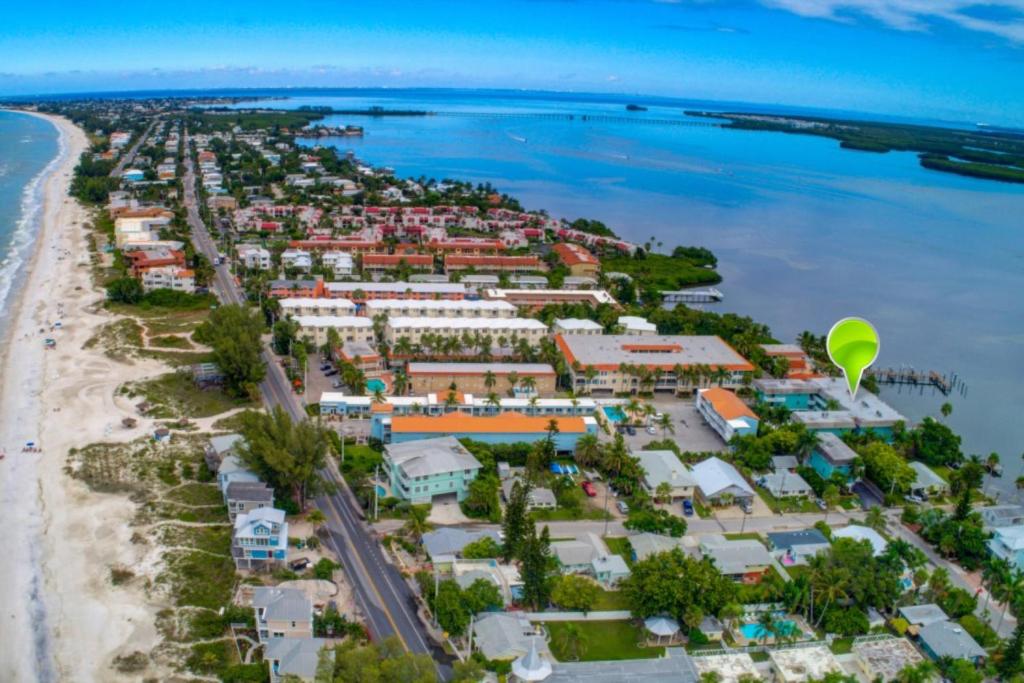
top-left (605, 397), bottom-right (728, 455)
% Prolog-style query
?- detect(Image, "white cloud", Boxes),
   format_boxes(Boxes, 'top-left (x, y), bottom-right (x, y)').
top-left (759, 0), bottom-right (1024, 42)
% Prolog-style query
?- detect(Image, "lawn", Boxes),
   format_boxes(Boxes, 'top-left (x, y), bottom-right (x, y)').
top-left (724, 532), bottom-right (762, 542)
top-left (757, 487), bottom-right (821, 514)
top-left (830, 637), bottom-right (854, 654)
top-left (604, 537), bottom-right (634, 566)
top-left (164, 482), bottom-right (226, 506)
top-left (150, 334), bottom-right (195, 349)
top-left (339, 443), bottom-right (384, 479)
top-left (123, 372), bottom-right (252, 419)
top-left (592, 588), bottom-right (631, 611)
top-left (532, 507), bottom-right (610, 522)
top-left (544, 620), bottom-right (663, 662)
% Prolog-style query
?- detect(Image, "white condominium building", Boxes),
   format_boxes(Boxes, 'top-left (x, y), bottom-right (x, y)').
top-left (294, 315), bottom-right (375, 346)
top-left (364, 298), bottom-right (517, 319)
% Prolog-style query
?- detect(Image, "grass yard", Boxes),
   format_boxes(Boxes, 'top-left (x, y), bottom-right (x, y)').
top-left (830, 637), bottom-right (854, 654)
top-left (164, 482), bottom-right (226, 506)
top-left (724, 532), bottom-right (762, 541)
top-left (149, 334), bottom-right (195, 349)
top-left (592, 588), bottom-right (631, 611)
top-left (757, 487), bottom-right (821, 513)
top-left (603, 537), bottom-right (634, 566)
top-left (532, 507), bottom-right (610, 522)
top-left (545, 620), bottom-right (664, 662)
top-left (122, 371), bottom-right (252, 419)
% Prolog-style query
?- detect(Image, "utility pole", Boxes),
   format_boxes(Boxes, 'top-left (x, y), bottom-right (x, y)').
top-left (602, 478), bottom-right (611, 536)
top-left (373, 463), bottom-right (380, 521)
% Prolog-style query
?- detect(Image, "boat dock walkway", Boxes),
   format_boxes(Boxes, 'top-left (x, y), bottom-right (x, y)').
top-left (662, 287), bottom-right (724, 304)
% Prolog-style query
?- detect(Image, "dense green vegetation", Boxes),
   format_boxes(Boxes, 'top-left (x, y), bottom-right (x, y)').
top-left (691, 111), bottom-right (1024, 185)
top-left (602, 251), bottom-right (721, 293)
top-left (186, 108), bottom-right (326, 132)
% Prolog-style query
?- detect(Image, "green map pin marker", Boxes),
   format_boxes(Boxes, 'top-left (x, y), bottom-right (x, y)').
top-left (826, 317), bottom-right (880, 399)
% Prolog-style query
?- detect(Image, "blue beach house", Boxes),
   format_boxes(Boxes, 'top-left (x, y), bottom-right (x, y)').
top-left (383, 436), bottom-right (482, 504)
top-left (232, 507), bottom-right (289, 570)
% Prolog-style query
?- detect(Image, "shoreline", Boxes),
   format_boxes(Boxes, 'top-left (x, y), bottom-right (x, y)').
top-left (0, 111), bottom-right (162, 682)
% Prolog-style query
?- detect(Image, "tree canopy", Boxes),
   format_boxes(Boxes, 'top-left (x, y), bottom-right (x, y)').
top-left (622, 549), bottom-right (735, 622)
top-left (194, 304), bottom-right (266, 397)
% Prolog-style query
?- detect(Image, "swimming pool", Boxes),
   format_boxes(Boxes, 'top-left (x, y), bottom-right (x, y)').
top-left (366, 378), bottom-right (386, 393)
top-left (603, 406), bottom-right (626, 423)
top-left (739, 619), bottom-right (798, 640)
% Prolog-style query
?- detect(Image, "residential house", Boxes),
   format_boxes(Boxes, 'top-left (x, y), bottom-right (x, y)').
top-left (322, 251), bottom-right (355, 277)
top-left (635, 450), bottom-right (697, 502)
top-left (252, 586), bottom-right (313, 643)
top-left (979, 504), bottom-right (1024, 530)
top-left (218, 453), bottom-right (260, 494)
top-left (691, 457), bottom-right (755, 506)
top-left (204, 433), bottom-right (243, 474)
top-left (472, 613), bottom-right (547, 662)
top-left (766, 529), bottom-right (830, 566)
top-left (501, 479), bottom-right (557, 509)
top-left (550, 533), bottom-right (631, 586)
top-left (237, 244), bottom-right (272, 270)
top-left (226, 481), bottom-right (274, 522)
top-left (989, 526), bottom-right (1024, 570)
top-left (617, 316), bottom-right (657, 336)
top-left (141, 266), bottom-right (196, 293)
top-left (421, 528), bottom-right (502, 559)
top-left (551, 242), bottom-right (600, 278)
top-left (265, 637), bottom-right (333, 683)
top-left (909, 461), bottom-right (949, 497)
top-left (383, 436), bottom-right (483, 504)
top-left (898, 604), bottom-right (949, 630)
top-left (699, 534), bottom-right (772, 583)
top-left (281, 249), bottom-right (313, 272)
top-left (833, 524), bottom-right (887, 556)
top-left (628, 532), bottom-right (694, 562)
top-left (807, 432), bottom-right (859, 482)
top-left (917, 620), bottom-right (986, 664)
top-left (759, 471), bottom-right (814, 498)
top-left (233, 507), bottom-right (289, 570)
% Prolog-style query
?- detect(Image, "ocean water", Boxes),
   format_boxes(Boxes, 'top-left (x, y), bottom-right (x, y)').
top-left (239, 91), bottom-right (1024, 495)
top-left (0, 110), bottom-right (61, 339)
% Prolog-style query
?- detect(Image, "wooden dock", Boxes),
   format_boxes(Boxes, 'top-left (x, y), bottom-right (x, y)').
top-left (867, 367), bottom-right (966, 397)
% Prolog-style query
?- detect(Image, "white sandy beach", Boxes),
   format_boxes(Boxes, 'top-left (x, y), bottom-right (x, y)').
top-left (0, 112), bottom-right (166, 682)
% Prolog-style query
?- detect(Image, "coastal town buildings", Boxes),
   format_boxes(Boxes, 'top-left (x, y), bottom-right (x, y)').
top-left (373, 411), bottom-right (599, 449)
top-left (695, 387), bottom-right (760, 442)
top-left (293, 315), bottom-right (374, 346)
top-left (556, 334), bottom-right (754, 394)
top-left (383, 316), bottom-right (548, 348)
top-left (551, 242), bottom-right (601, 277)
top-left (232, 507), bottom-right (290, 570)
top-left (382, 436), bottom-right (483, 504)
top-left (405, 362), bottom-right (557, 396)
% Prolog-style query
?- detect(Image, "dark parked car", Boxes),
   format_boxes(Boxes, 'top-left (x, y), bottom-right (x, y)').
top-left (682, 499), bottom-right (694, 516)
top-left (320, 363), bottom-right (332, 371)
top-left (289, 557), bottom-right (311, 571)
top-left (626, 425), bottom-right (636, 436)
top-left (324, 369), bottom-right (339, 377)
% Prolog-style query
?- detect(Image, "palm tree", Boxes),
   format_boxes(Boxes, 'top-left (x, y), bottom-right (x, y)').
top-left (865, 505), bottom-right (886, 532)
top-left (657, 413), bottom-right (674, 437)
top-left (574, 434), bottom-right (602, 469)
top-left (625, 398), bottom-right (643, 424)
top-left (981, 557), bottom-right (1011, 614)
top-left (822, 484), bottom-right (840, 525)
top-left (895, 661), bottom-right (936, 683)
top-left (994, 568), bottom-right (1023, 633)
top-left (483, 370), bottom-right (497, 392)
top-left (756, 610), bottom-right (777, 645)
top-left (986, 452), bottom-right (1001, 474)
top-left (811, 565), bottom-right (850, 627)
top-left (655, 481), bottom-right (673, 505)
top-left (555, 623), bottom-right (588, 661)
top-left (940, 402), bottom-right (953, 419)
top-left (583, 365), bottom-right (598, 395)
top-left (520, 375), bottom-right (538, 396)
top-left (485, 392), bottom-right (501, 413)
top-left (372, 388), bottom-right (386, 404)
top-left (506, 371), bottom-right (519, 397)
top-left (528, 395), bottom-right (540, 416)
top-left (403, 505), bottom-right (433, 543)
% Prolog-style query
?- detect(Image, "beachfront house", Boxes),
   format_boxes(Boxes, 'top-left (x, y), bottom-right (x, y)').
top-left (218, 453), bottom-right (260, 495)
top-left (989, 526), bottom-right (1024, 570)
top-left (232, 507), bottom-right (289, 570)
top-left (266, 637), bottom-right (333, 683)
top-left (252, 586), bottom-right (313, 643)
top-left (226, 481), bottom-right (274, 522)
top-left (628, 532), bottom-right (694, 562)
top-left (204, 433), bottom-right (243, 474)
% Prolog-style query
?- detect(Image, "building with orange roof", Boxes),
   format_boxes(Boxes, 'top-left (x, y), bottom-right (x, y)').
top-left (427, 238), bottom-right (505, 255)
top-left (556, 334), bottom-right (754, 394)
top-left (551, 242), bottom-right (600, 278)
top-left (362, 253), bottom-right (435, 277)
top-left (760, 343), bottom-right (821, 379)
top-left (695, 387), bottom-right (760, 442)
top-left (444, 254), bottom-right (544, 275)
top-left (375, 411), bottom-right (598, 451)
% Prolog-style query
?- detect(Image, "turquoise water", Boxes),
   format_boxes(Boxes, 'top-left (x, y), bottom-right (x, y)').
top-left (740, 620), bottom-right (797, 640)
top-left (376, 485), bottom-right (387, 497)
top-left (366, 378), bottom-right (386, 393)
top-left (231, 91), bottom-right (1024, 494)
top-left (0, 110), bottom-right (60, 339)
top-left (603, 406), bottom-right (627, 423)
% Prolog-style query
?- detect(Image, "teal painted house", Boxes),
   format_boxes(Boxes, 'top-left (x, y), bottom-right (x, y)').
top-left (808, 432), bottom-right (859, 482)
top-left (384, 436), bottom-right (483, 504)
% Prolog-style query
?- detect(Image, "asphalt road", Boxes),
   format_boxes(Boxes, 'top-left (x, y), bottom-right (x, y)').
top-left (181, 131), bottom-right (450, 677)
top-left (110, 119), bottom-right (158, 178)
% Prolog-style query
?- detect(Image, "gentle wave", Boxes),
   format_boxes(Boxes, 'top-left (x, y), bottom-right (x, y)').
top-left (0, 123), bottom-right (67, 330)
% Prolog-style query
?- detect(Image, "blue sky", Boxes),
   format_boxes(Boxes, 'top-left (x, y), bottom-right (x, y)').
top-left (2, 0), bottom-right (1023, 124)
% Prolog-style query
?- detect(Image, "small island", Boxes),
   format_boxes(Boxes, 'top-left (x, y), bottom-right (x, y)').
top-left (688, 110), bottom-right (1024, 184)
